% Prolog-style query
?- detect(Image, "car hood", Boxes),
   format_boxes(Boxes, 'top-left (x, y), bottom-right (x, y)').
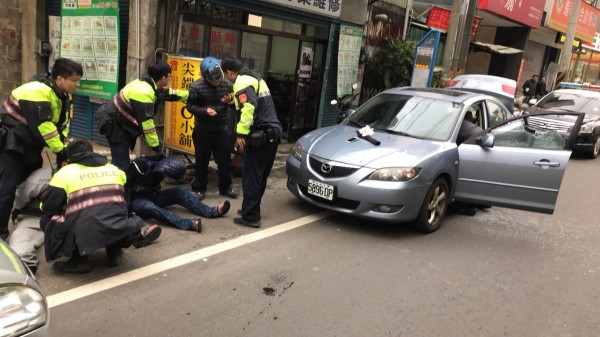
top-left (298, 125), bottom-right (445, 167)
top-left (528, 106), bottom-right (599, 123)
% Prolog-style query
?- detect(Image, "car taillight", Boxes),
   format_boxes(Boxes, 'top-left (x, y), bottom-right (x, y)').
top-left (502, 84), bottom-right (515, 95)
top-left (445, 80), bottom-right (459, 88)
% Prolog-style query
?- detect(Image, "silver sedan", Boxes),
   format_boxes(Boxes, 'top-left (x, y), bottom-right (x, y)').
top-left (286, 87), bottom-right (583, 233)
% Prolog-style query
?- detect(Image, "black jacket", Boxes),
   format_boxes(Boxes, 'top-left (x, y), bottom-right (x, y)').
top-left (186, 78), bottom-right (233, 132)
top-left (41, 151), bottom-right (142, 260)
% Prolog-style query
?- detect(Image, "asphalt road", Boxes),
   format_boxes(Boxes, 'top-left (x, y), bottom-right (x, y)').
top-left (40, 149), bottom-right (600, 336)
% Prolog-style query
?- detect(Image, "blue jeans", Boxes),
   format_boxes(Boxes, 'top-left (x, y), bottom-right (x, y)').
top-left (130, 187), bottom-right (217, 231)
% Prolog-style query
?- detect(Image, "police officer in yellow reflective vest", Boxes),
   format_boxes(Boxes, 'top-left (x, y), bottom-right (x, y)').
top-left (95, 60), bottom-right (189, 173)
top-left (221, 56), bottom-right (282, 228)
top-left (0, 57), bottom-right (83, 241)
top-left (41, 140), bottom-right (161, 273)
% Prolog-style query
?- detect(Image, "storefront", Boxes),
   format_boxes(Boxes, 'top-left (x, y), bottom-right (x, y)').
top-left (49, 0), bottom-right (367, 146)
top-left (568, 32), bottom-right (600, 84)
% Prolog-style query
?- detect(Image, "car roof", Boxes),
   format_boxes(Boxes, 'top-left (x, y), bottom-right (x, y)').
top-left (552, 89), bottom-right (600, 98)
top-left (452, 74), bottom-right (516, 85)
top-left (382, 87), bottom-right (486, 104)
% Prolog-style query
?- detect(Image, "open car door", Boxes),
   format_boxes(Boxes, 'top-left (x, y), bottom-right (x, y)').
top-left (455, 112), bottom-right (584, 214)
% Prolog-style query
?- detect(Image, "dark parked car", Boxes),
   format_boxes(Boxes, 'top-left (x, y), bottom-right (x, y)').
top-left (0, 240), bottom-right (55, 336)
top-left (286, 87), bottom-right (583, 233)
top-left (526, 89), bottom-right (600, 158)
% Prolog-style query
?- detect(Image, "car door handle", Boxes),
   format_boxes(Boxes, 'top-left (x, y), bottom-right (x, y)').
top-left (534, 160), bottom-right (560, 168)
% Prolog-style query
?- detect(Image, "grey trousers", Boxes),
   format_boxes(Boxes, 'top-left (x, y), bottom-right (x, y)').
top-left (8, 215), bottom-right (44, 268)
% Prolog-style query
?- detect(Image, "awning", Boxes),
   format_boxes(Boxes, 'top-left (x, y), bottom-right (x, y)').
top-left (470, 41), bottom-right (523, 55)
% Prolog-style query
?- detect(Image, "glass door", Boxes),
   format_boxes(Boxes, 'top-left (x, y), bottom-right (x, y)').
top-left (289, 41), bottom-right (324, 142)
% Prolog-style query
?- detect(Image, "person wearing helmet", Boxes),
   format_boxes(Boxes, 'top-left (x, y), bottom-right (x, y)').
top-left (186, 56), bottom-right (238, 200)
top-left (128, 156), bottom-right (231, 233)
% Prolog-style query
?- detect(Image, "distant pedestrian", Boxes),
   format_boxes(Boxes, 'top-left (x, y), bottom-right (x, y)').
top-left (536, 75), bottom-right (549, 99)
top-left (221, 56), bottom-right (282, 228)
top-left (522, 74), bottom-right (538, 104)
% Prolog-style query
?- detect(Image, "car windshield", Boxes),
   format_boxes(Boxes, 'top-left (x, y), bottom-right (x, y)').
top-left (345, 93), bottom-right (463, 141)
top-left (536, 92), bottom-right (600, 115)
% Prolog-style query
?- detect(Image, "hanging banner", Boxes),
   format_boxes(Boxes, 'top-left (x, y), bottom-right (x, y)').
top-left (164, 54), bottom-right (202, 154)
top-left (337, 24), bottom-right (362, 97)
top-left (59, 0), bottom-right (120, 99)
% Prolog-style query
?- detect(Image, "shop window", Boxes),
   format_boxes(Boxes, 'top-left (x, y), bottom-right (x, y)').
top-left (209, 27), bottom-right (239, 60)
top-left (247, 14), bottom-right (302, 34)
top-left (178, 22), bottom-right (205, 57)
top-left (241, 32), bottom-right (269, 76)
top-left (306, 25), bottom-right (329, 39)
top-left (586, 51), bottom-right (600, 85)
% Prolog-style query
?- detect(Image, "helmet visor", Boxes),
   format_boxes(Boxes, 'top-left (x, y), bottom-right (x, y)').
top-left (205, 66), bottom-right (224, 82)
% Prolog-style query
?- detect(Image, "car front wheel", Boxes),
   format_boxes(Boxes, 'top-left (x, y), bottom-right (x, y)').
top-left (412, 178), bottom-right (449, 233)
top-left (584, 135), bottom-right (600, 159)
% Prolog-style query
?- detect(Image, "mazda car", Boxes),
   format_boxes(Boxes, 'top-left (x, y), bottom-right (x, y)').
top-left (286, 87), bottom-right (583, 233)
top-left (0, 240), bottom-right (55, 337)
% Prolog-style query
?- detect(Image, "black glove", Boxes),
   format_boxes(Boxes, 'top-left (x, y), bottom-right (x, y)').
top-left (151, 146), bottom-right (164, 160)
top-left (11, 209), bottom-right (21, 225)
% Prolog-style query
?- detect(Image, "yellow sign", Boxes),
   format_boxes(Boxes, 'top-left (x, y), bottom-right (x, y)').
top-left (164, 54), bottom-right (202, 154)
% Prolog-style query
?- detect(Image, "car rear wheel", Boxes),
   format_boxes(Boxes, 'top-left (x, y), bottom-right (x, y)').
top-left (584, 135), bottom-right (600, 159)
top-left (412, 178), bottom-right (449, 233)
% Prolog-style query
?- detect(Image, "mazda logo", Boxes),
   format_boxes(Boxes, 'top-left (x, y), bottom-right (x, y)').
top-left (321, 163), bottom-right (332, 173)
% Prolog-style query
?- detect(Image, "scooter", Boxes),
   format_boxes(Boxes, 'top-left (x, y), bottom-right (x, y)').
top-left (332, 83), bottom-right (360, 123)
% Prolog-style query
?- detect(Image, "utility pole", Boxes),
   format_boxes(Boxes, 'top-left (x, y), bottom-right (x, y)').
top-left (457, 0), bottom-right (477, 73)
top-left (442, 0), bottom-right (462, 80)
top-left (557, 0), bottom-right (581, 78)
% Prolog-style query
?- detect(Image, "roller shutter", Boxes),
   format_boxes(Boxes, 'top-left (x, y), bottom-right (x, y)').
top-left (519, 40), bottom-right (546, 96)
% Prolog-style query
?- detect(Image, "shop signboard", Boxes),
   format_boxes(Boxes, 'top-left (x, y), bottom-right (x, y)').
top-left (259, 0), bottom-right (342, 18)
top-left (337, 24), bottom-right (362, 97)
top-left (582, 32), bottom-right (600, 51)
top-left (478, 0), bottom-right (544, 28)
top-left (426, 7), bottom-right (481, 41)
top-left (59, 0), bottom-right (120, 99)
top-left (299, 47), bottom-right (314, 79)
top-left (164, 54), bottom-right (202, 155)
top-left (546, 0), bottom-right (599, 43)
top-left (411, 29), bottom-right (441, 88)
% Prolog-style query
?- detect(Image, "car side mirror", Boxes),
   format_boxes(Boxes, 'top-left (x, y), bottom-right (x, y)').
top-left (479, 132), bottom-right (494, 147)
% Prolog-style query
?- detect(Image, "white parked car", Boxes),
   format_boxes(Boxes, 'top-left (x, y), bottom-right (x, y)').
top-left (446, 74), bottom-right (517, 111)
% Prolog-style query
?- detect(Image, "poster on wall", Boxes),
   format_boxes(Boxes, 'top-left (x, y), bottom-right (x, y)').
top-left (299, 47), bottom-right (313, 79)
top-left (49, 16), bottom-right (61, 71)
top-left (164, 54), bottom-right (202, 155)
top-left (337, 25), bottom-right (362, 97)
top-left (59, 0), bottom-right (120, 99)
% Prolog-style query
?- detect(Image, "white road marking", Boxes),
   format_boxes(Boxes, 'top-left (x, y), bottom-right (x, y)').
top-left (47, 211), bottom-right (333, 308)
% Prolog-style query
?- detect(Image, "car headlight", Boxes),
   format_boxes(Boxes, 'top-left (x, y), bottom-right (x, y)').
top-left (290, 142), bottom-right (303, 161)
top-left (368, 167), bottom-right (421, 182)
top-left (580, 122), bottom-right (595, 134)
top-left (0, 285), bottom-right (48, 337)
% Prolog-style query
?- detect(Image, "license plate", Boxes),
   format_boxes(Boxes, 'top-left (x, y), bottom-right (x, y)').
top-left (307, 179), bottom-right (334, 201)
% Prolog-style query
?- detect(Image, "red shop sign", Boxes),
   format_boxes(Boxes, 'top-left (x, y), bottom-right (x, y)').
top-left (478, 0), bottom-right (545, 28)
top-left (426, 7), bottom-right (481, 41)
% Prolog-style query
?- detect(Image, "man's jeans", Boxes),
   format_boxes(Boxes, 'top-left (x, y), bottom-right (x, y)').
top-left (131, 187), bottom-right (217, 231)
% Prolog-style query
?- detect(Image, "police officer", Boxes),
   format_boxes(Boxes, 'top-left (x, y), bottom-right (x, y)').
top-left (221, 56), bottom-right (282, 228)
top-left (41, 140), bottom-right (161, 273)
top-left (0, 57), bottom-right (83, 241)
top-left (95, 60), bottom-right (189, 173)
top-left (186, 56), bottom-right (238, 200)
